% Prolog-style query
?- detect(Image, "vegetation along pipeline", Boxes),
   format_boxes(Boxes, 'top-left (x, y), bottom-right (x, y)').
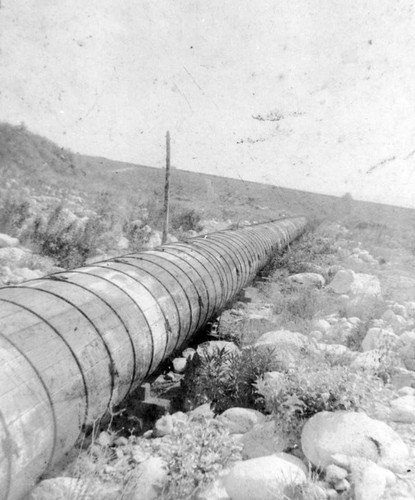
top-left (0, 215), bottom-right (307, 500)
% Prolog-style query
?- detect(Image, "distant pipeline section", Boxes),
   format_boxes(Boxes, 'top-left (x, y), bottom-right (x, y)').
top-left (0, 215), bottom-right (307, 499)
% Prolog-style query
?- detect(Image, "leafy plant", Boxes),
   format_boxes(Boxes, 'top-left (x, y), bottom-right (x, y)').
top-left (152, 417), bottom-right (241, 499)
top-left (180, 345), bottom-right (281, 414)
top-left (254, 358), bottom-right (373, 444)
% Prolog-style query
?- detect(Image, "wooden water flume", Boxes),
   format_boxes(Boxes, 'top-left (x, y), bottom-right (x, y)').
top-left (0, 216), bottom-right (307, 499)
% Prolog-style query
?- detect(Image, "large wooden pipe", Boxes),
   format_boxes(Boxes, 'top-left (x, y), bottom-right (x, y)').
top-left (0, 216), bottom-right (307, 499)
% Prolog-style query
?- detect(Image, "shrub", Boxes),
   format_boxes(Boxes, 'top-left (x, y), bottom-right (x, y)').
top-left (0, 191), bottom-right (31, 236)
top-left (170, 207), bottom-right (203, 232)
top-left (30, 205), bottom-right (103, 268)
top-left (151, 417), bottom-right (241, 499)
top-left (254, 358), bottom-right (373, 444)
top-left (180, 345), bottom-right (281, 414)
top-left (268, 231), bottom-right (338, 275)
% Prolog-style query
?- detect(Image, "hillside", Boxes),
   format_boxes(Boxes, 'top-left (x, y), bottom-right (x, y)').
top-left (1, 122), bottom-right (414, 229)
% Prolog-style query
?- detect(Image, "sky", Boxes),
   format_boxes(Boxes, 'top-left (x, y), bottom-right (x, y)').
top-left (1, 0), bottom-right (415, 208)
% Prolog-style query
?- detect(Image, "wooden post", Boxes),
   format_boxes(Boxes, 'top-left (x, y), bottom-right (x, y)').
top-left (162, 131), bottom-right (171, 244)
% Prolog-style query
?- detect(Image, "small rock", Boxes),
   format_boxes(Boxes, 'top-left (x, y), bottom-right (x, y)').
top-left (131, 456), bottom-right (168, 500)
top-left (222, 453), bottom-right (307, 500)
top-left (351, 459), bottom-right (388, 500)
top-left (28, 477), bottom-right (120, 500)
top-left (172, 357), bottom-right (187, 374)
top-left (117, 236), bottom-right (130, 250)
top-left (329, 270), bottom-right (355, 294)
top-left (15, 267), bottom-right (43, 282)
top-left (287, 272), bottom-right (325, 288)
top-left (350, 350), bottom-right (380, 371)
top-left (188, 403), bottom-right (214, 420)
top-left (114, 436), bottom-right (129, 447)
top-left (391, 368), bottom-right (415, 389)
top-left (326, 489), bottom-right (340, 499)
top-left (311, 319), bottom-right (331, 334)
top-left (182, 347), bottom-right (196, 360)
top-left (130, 445), bottom-right (149, 464)
top-left (392, 303), bottom-right (407, 318)
top-left (217, 407), bottom-right (266, 434)
top-left (334, 478), bottom-right (350, 492)
top-left (325, 464), bottom-right (348, 484)
top-left (397, 386), bottom-right (415, 396)
top-left (196, 477), bottom-right (230, 500)
top-left (239, 420), bottom-right (288, 459)
top-left (252, 330), bottom-right (309, 370)
top-left (362, 328), bottom-right (400, 352)
top-left (171, 411), bottom-right (188, 425)
top-left (97, 431), bottom-right (112, 447)
top-left (0, 233), bottom-right (19, 248)
top-left (398, 331), bottom-right (415, 371)
top-left (154, 414), bottom-right (173, 437)
top-left (309, 330), bottom-right (324, 341)
top-left (390, 395), bottom-right (415, 423)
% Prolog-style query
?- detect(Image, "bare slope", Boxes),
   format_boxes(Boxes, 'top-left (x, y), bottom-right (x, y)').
top-left (1, 122), bottom-right (414, 228)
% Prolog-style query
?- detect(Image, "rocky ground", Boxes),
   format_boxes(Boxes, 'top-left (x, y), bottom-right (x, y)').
top-left (3, 219), bottom-right (414, 500)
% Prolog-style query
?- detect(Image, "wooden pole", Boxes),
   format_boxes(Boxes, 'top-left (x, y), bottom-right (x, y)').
top-left (162, 131), bottom-right (171, 244)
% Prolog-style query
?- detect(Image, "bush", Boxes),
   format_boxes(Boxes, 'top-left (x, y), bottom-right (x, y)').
top-left (269, 231), bottom-right (338, 274)
top-left (170, 207), bottom-right (203, 232)
top-left (180, 345), bottom-right (281, 414)
top-left (151, 417), bottom-right (241, 499)
top-left (30, 205), bottom-right (103, 268)
top-left (254, 357), bottom-right (373, 444)
top-left (0, 191), bottom-right (31, 236)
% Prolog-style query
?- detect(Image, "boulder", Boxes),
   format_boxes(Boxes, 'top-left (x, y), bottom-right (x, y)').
top-left (15, 267), bottom-right (44, 282)
top-left (398, 331), bottom-right (415, 371)
top-left (217, 407), bottom-right (266, 434)
top-left (381, 310), bottom-right (407, 333)
top-left (311, 319), bottom-right (331, 334)
top-left (349, 459), bottom-right (396, 500)
top-left (117, 236), bottom-right (130, 250)
top-left (0, 246), bottom-right (30, 264)
top-left (144, 230), bottom-right (162, 249)
top-left (316, 343), bottom-right (355, 361)
top-left (329, 271), bottom-right (382, 308)
top-left (131, 456), bottom-right (168, 500)
top-left (390, 395), bottom-right (415, 423)
top-left (309, 330), bottom-right (324, 342)
top-left (397, 386), bottom-right (415, 396)
top-left (362, 328), bottom-right (401, 352)
top-left (404, 301), bottom-right (415, 318)
top-left (252, 330), bottom-right (309, 369)
top-left (196, 477), bottom-right (230, 500)
top-left (293, 262), bottom-right (325, 274)
top-left (328, 270), bottom-right (355, 294)
top-left (28, 477), bottom-right (120, 500)
top-left (301, 411), bottom-right (409, 473)
top-left (239, 420), bottom-right (288, 459)
top-left (188, 403), bottom-right (215, 420)
top-left (350, 350), bottom-right (384, 371)
top-left (392, 303), bottom-right (407, 318)
top-left (390, 368), bottom-right (415, 389)
top-left (222, 453), bottom-right (307, 500)
top-left (0, 233), bottom-right (19, 248)
top-left (287, 272), bottom-right (325, 288)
